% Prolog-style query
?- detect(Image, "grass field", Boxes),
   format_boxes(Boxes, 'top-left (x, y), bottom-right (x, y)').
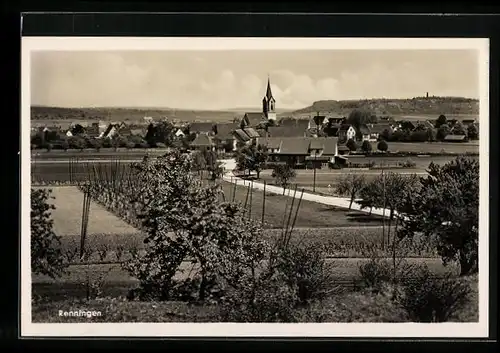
top-left (39, 184), bottom-right (388, 233)
top-left (374, 141), bottom-right (479, 154)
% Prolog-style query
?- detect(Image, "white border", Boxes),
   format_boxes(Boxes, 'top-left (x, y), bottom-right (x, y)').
top-left (21, 37), bottom-right (490, 338)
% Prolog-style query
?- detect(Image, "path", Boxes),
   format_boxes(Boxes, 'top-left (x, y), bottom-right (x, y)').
top-left (219, 159), bottom-right (398, 218)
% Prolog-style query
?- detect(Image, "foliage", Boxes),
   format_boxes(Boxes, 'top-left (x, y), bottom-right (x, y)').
top-left (218, 241), bottom-right (338, 322)
top-left (31, 188), bottom-right (66, 278)
top-left (399, 158), bottom-right (416, 168)
top-left (89, 138), bottom-right (103, 151)
top-left (452, 122), bottom-right (467, 136)
top-left (335, 173), bottom-right (367, 209)
top-left (397, 265), bottom-right (472, 322)
top-left (144, 121), bottom-right (176, 147)
top-left (377, 140), bottom-right (388, 152)
top-left (436, 114), bottom-right (447, 128)
top-left (235, 143), bottom-right (269, 179)
top-left (361, 140), bottom-right (372, 153)
top-left (276, 242), bottom-right (339, 305)
top-left (347, 110), bottom-right (378, 134)
top-left (410, 130), bottom-right (429, 142)
top-left (71, 124), bottom-right (86, 135)
top-left (437, 124), bottom-right (451, 141)
top-left (400, 156), bottom-right (479, 276)
top-left (467, 124), bottom-right (479, 140)
top-left (271, 164), bottom-right (297, 194)
top-left (123, 150), bottom-right (267, 302)
top-left (68, 136), bottom-right (87, 151)
top-left (346, 138), bottom-right (358, 152)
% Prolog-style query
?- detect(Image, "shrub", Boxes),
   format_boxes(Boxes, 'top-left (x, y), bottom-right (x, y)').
top-left (397, 265), bottom-right (472, 322)
top-left (276, 242), bottom-right (339, 305)
top-left (377, 140), bottom-right (388, 152)
top-left (399, 158), bottom-right (416, 168)
top-left (218, 270), bottom-right (299, 322)
top-left (358, 257), bottom-right (393, 292)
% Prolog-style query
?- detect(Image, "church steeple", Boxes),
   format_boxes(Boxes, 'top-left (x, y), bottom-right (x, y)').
top-left (266, 75), bottom-right (274, 100)
top-left (262, 75), bottom-right (276, 121)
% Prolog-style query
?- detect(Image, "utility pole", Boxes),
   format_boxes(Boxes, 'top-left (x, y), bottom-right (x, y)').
top-left (313, 150), bottom-right (317, 192)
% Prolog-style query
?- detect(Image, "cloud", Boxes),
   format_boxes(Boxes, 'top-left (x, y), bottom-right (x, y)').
top-left (31, 50), bottom-right (479, 110)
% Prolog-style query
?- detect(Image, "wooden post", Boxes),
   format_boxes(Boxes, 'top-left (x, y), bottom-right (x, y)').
top-left (248, 180), bottom-right (253, 219)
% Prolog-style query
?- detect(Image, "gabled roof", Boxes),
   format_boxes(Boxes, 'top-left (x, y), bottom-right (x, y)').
top-left (279, 138), bottom-right (312, 155)
top-left (190, 122), bottom-right (215, 134)
top-left (102, 124), bottom-right (118, 138)
top-left (461, 119), bottom-right (477, 125)
top-left (268, 126), bottom-right (306, 138)
top-left (309, 115), bottom-right (326, 127)
top-left (262, 137), bottom-right (282, 150)
top-left (244, 127), bottom-right (260, 139)
top-left (233, 129), bottom-right (251, 142)
top-left (243, 112), bottom-right (266, 127)
top-left (367, 124), bottom-right (394, 134)
top-left (216, 122), bottom-right (239, 140)
top-left (191, 134), bottom-right (214, 147)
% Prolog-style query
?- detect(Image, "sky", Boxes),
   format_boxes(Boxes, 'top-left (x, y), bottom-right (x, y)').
top-left (31, 50), bottom-right (479, 111)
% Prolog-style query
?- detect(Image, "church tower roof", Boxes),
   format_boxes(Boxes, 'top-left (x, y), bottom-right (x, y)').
top-left (265, 76), bottom-right (274, 100)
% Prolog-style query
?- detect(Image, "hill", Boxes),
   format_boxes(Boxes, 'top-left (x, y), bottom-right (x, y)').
top-left (289, 97), bottom-right (479, 119)
top-left (30, 106), bottom-right (242, 124)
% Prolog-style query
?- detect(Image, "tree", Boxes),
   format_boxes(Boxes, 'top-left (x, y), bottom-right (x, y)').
top-left (361, 140), bottom-right (372, 154)
top-left (335, 173), bottom-right (367, 209)
top-left (410, 130), bottom-right (428, 142)
top-left (379, 128), bottom-right (392, 142)
top-left (400, 157), bottom-right (479, 276)
top-left (357, 172), bottom-right (420, 249)
top-left (347, 110), bottom-right (377, 130)
top-left (31, 189), bottom-right (66, 279)
top-left (452, 122), bottom-right (467, 136)
top-left (272, 164), bottom-right (296, 195)
top-left (426, 128), bottom-right (437, 142)
top-left (89, 138), bottom-right (103, 152)
top-left (437, 124), bottom-right (451, 141)
top-left (124, 151), bottom-right (267, 301)
top-left (467, 124), bottom-right (479, 140)
top-left (346, 138), bottom-right (357, 152)
top-left (436, 114), bottom-right (447, 128)
top-left (68, 136), bottom-right (86, 151)
top-left (203, 150), bottom-right (224, 181)
top-left (377, 140), bottom-right (388, 152)
top-left (235, 144), bottom-right (268, 179)
top-left (61, 139), bottom-right (69, 151)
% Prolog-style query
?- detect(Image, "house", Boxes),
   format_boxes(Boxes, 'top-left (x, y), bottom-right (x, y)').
top-left (260, 137), bottom-right (339, 168)
top-left (130, 128), bottom-right (145, 137)
top-left (101, 124), bottom-right (119, 139)
top-left (175, 128), bottom-right (186, 138)
top-left (357, 124), bottom-right (372, 141)
top-left (337, 145), bottom-right (351, 156)
top-left (338, 124), bottom-right (357, 142)
top-left (64, 129), bottom-right (73, 137)
top-left (378, 116), bottom-right (395, 124)
top-left (190, 134), bottom-right (216, 151)
top-left (367, 124), bottom-right (394, 140)
top-left (414, 120), bottom-right (435, 131)
top-left (240, 112), bottom-right (267, 129)
top-left (323, 124), bottom-right (341, 137)
top-left (400, 121), bottom-right (417, 131)
top-left (444, 134), bottom-right (468, 142)
top-left (307, 115), bottom-right (326, 130)
top-left (327, 117), bottom-right (346, 125)
top-left (143, 116), bottom-right (154, 124)
top-left (189, 122), bottom-right (215, 135)
top-left (268, 125), bottom-right (307, 138)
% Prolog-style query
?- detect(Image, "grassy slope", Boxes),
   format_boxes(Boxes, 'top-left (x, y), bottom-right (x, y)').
top-left (290, 97), bottom-right (479, 118)
top-left (31, 97), bottom-right (479, 123)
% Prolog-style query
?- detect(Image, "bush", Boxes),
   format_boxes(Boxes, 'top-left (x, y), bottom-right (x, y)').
top-left (399, 158), bottom-right (416, 168)
top-left (276, 242), bottom-right (339, 305)
top-left (377, 140), bottom-right (388, 152)
top-left (397, 265), bottom-right (472, 322)
top-left (358, 258), bottom-right (393, 292)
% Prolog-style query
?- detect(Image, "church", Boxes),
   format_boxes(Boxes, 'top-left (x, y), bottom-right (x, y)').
top-left (240, 76), bottom-right (277, 129)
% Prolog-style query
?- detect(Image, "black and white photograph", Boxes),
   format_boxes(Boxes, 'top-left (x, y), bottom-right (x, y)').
top-left (21, 37), bottom-right (489, 337)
